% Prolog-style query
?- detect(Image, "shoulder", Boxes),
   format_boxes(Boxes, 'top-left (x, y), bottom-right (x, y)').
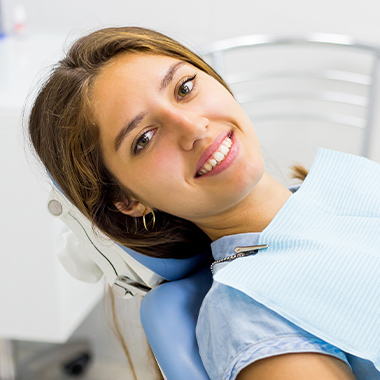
top-left (237, 352), bottom-right (356, 380)
top-left (196, 281), bottom-right (349, 380)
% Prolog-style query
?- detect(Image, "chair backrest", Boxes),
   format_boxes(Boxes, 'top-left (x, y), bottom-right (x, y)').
top-left (201, 34), bottom-right (380, 175)
top-left (48, 181), bottom-right (211, 299)
top-left (48, 183), bottom-right (213, 380)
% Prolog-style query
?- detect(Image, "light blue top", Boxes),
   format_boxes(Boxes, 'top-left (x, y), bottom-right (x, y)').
top-left (196, 232), bottom-right (380, 380)
top-left (196, 149), bottom-right (380, 380)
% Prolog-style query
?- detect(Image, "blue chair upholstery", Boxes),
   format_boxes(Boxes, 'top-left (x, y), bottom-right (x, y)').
top-left (140, 264), bottom-right (212, 379)
top-left (118, 244), bottom-right (213, 378)
top-left (118, 244), bottom-right (211, 282)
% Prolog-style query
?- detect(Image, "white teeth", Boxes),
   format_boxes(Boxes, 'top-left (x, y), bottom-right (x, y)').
top-left (219, 145), bottom-right (229, 155)
top-left (214, 151), bottom-right (225, 162)
top-left (197, 136), bottom-right (233, 176)
top-left (223, 139), bottom-right (232, 148)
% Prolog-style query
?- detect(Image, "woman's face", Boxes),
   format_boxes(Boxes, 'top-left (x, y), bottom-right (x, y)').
top-left (92, 52), bottom-right (265, 226)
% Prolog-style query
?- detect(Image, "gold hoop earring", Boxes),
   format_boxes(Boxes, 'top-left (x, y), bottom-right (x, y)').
top-left (142, 208), bottom-right (156, 231)
top-left (151, 209), bottom-right (156, 229)
top-left (142, 208), bottom-right (148, 231)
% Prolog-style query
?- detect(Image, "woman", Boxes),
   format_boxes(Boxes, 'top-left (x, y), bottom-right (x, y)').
top-left (28, 26), bottom-right (379, 379)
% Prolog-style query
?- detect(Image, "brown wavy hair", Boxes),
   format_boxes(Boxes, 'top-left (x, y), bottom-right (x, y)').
top-left (29, 26), bottom-right (233, 259)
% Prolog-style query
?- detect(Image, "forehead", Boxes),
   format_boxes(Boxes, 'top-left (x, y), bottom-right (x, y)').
top-left (90, 53), bottom-right (185, 123)
top-left (94, 52), bottom-right (182, 90)
top-left (91, 52), bottom-right (180, 113)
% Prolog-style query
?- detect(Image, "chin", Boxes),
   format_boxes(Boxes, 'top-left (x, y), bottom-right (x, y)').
top-left (228, 164), bottom-right (265, 203)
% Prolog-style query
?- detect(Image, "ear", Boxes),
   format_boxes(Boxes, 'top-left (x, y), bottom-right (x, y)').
top-left (114, 198), bottom-right (152, 218)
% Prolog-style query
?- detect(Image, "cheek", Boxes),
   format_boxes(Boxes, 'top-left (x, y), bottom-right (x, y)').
top-left (201, 89), bottom-right (235, 118)
top-left (146, 142), bottom-right (184, 182)
top-left (150, 145), bottom-right (181, 175)
top-left (128, 148), bottom-right (186, 204)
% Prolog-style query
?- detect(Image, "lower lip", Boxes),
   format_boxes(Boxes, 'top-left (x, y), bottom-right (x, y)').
top-left (197, 133), bottom-right (239, 178)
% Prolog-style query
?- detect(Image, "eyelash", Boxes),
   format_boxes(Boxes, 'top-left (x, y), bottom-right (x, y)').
top-left (177, 74), bottom-right (197, 101)
top-left (132, 73), bottom-right (197, 155)
top-left (133, 129), bottom-right (156, 155)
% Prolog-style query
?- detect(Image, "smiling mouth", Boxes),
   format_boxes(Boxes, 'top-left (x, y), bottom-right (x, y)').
top-left (196, 133), bottom-right (233, 177)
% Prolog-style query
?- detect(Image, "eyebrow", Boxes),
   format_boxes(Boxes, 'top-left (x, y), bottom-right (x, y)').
top-left (159, 61), bottom-right (186, 91)
top-left (114, 111), bottom-right (147, 151)
top-left (114, 61), bottom-right (186, 152)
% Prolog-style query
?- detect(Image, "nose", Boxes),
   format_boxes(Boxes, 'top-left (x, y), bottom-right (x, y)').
top-left (163, 108), bottom-right (209, 151)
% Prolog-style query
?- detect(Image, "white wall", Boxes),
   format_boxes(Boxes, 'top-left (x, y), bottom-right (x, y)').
top-left (7, 0), bottom-right (380, 44)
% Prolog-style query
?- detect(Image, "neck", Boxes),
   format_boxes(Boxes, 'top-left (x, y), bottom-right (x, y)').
top-left (198, 172), bottom-right (293, 241)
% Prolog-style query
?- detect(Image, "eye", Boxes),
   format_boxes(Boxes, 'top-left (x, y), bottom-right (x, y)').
top-left (177, 75), bottom-right (196, 100)
top-left (133, 129), bottom-right (156, 154)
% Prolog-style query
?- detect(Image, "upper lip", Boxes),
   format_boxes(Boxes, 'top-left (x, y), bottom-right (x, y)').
top-left (195, 131), bottom-right (232, 176)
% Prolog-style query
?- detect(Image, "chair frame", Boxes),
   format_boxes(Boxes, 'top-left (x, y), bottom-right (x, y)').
top-left (201, 34), bottom-right (380, 158)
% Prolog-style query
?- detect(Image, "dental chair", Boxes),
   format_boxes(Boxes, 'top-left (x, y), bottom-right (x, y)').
top-left (47, 34), bottom-right (380, 380)
top-left (48, 183), bottom-right (213, 380)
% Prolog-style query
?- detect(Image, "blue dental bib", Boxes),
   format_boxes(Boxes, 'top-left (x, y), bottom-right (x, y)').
top-left (214, 149), bottom-right (380, 369)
